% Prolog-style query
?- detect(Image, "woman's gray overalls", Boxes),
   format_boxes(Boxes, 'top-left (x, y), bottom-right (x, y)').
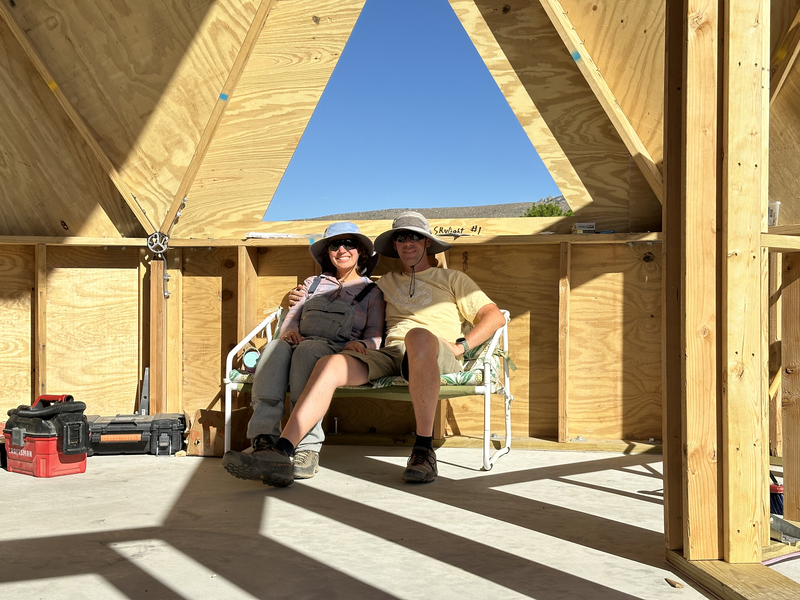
top-left (247, 277), bottom-right (376, 452)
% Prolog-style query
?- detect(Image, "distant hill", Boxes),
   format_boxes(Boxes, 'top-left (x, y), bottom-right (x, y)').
top-left (303, 196), bottom-right (569, 220)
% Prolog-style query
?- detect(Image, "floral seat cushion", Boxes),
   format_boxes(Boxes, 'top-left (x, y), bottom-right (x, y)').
top-left (228, 336), bottom-right (512, 391)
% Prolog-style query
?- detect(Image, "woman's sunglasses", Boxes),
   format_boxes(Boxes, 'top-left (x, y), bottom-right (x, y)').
top-left (393, 231), bottom-right (425, 243)
top-left (328, 239), bottom-right (359, 252)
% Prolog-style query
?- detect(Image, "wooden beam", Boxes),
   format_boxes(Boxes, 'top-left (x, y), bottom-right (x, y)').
top-left (0, 3), bottom-right (154, 235)
top-left (237, 247), bottom-right (259, 342)
top-left (684, 0), bottom-right (721, 558)
top-left (166, 251), bottom-right (183, 415)
top-left (149, 257), bottom-right (168, 413)
top-left (770, 8), bottom-right (800, 105)
top-left (667, 0), bottom-right (721, 561)
top-left (666, 549), bottom-right (800, 599)
top-left (138, 250), bottom-right (149, 414)
top-left (0, 237), bottom-right (148, 247)
top-left (662, 0), bottom-right (684, 552)
top-left (0, 233), bottom-right (662, 249)
top-left (762, 233), bottom-right (800, 253)
top-left (783, 253), bottom-right (800, 521)
top-left (761, 248), bottom-right (770, 546)
top-left (161, 0), bottom-right (277, 235)
top-left (557, 241), bottom-right (570, 443)
top-left (769, 253), bottom-right (783, 458)
top-left (537, 0), bottom-right (664, 203)
top-left (720, 0), bottom-right (769, 563)
top-left (34, 244), bottom-right (47, 401)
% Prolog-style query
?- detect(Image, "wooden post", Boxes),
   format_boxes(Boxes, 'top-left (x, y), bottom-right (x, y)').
top-left (664, 0), bottom-right (720, 558)
top-left (662, 0), bottom-right (684, 551)
top-left (558, 241), bottom-right (570, 443)
top-left (770, 252), bottom-right (783, 457)
top-left (720, 0), bottom-right (769, 563)
top-left (237, 246), bottom-right (259, 342)
top-left (761, 248), bottom-right (771, 546)
top-left (783, 253), bottom-right (800, 521)
top-left (149, 257), bottom-right (168, 414)
top-left (683, 0), bottom-right (720, 560)
top-left (166, 250), bottom-right (183, 415)
top-left (34, 244), bottom-right (47, 401)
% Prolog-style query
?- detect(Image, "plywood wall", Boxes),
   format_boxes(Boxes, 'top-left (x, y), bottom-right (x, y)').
top-left (45, 247), bottom-right (141, 414)
top-left (181, 247), bottom-right (239, 416)
top-left (0, 239), bottom-right (663, 442)
top-left (0, 246), bottom-right (34, 408)
top-left (568, 243), bottom-right (662, 440)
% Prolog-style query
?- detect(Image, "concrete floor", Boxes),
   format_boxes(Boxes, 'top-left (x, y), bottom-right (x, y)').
top-left (0, 445), bottom-right (780, 600)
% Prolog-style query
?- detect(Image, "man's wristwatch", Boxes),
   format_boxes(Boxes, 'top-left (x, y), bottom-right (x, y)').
top-left (455, 337), bottom-right (470, 354)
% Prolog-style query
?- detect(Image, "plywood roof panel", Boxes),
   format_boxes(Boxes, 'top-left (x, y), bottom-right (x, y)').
top-left (0, 19), bottom-right (143, 237)
top-left (772, 0), bottom-right (800, 60)
top-left (464, 0), bottom-right (660, 230)
top-left (7, 0), bottom-right (256, 226)
top-left (173, 0), bottom-right (365, 239)
top-left (769, 56), bottom-right (800, 225)
top-left (558, 0), bottom-right (664, 172)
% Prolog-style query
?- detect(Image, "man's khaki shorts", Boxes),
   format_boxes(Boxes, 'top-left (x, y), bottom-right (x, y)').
top-left (342, 339), bottom-right (463, 382)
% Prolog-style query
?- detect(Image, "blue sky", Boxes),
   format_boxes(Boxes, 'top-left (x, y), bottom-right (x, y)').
top-left (264, 0), bottom-right (561, 221)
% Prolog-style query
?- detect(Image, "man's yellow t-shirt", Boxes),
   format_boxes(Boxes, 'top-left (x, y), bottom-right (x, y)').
top-left (377, 267), bottom-right (494, 347)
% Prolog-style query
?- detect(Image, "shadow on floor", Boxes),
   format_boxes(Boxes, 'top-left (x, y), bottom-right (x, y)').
top-left (0, 447), bottom-right (712, 599)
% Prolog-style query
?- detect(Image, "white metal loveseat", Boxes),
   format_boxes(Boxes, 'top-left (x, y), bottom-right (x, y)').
top-left (223, 308), bottom-right (515, 470)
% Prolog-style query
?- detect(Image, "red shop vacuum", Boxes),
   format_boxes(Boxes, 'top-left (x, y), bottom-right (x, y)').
top-left (3, 394), bottom-right (90, 477)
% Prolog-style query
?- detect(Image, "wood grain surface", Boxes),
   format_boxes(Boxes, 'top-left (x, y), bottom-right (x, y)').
top-left (45, 247), bottom-right (140, 414)
top-left (568, 243), bottom-right (662, 440)
top-left (7, 0), bottom-right (255, 225)
top-left (174, 0), bottom-right (365, 238)
top-left (0, 246), bottom-right (34, 408)
top-left (0, 19), bottom-right (142, 238)
top-left (181, 247), bottom-right (239, 415)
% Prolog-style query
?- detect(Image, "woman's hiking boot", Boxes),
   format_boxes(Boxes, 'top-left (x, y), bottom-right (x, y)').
top-left (222, 447), bottom-right (293, 487)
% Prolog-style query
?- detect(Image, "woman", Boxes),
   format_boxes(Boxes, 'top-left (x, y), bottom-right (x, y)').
top-left (223, 222), bottom-right (384, 482)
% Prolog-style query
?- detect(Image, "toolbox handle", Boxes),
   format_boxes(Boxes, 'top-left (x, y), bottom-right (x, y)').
top-left (32, 394), bottom-right (74, 408)
top-left (13, 400), bottom-right (86, 419)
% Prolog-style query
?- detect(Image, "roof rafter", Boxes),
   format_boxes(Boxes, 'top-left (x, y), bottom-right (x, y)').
top-left (160, 0), bottom-right (277, 235)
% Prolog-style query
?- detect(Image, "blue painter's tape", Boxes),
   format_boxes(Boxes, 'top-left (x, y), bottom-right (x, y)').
top-left (571, 50), bottom-right (581, 61)
top-left (219, 93), bottom-right (229, 101)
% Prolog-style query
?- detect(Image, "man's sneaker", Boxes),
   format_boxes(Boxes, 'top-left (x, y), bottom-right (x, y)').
top-left (401, 446), bottom-right (437, 483)
top-left (292, 450), bottom-right (320, 479)
top-left (222, 447), bottom-right (293, 487)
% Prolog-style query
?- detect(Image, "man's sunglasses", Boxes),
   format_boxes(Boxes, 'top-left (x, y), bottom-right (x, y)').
top-left (328, 239), bottom-right (359, 252)
top-left (393, 231), bottom-right (425, 243)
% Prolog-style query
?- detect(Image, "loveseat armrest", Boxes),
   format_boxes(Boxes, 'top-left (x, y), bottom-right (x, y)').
top-left (224, 307), bottom-right (283, 384)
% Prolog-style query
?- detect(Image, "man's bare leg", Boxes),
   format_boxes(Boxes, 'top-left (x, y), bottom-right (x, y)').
top-left (404, 328), bottom-right (442, 436)
top-left (281, 353), bottom-right (369, 445)
top-left (402, 328), bottom-right (442, 483)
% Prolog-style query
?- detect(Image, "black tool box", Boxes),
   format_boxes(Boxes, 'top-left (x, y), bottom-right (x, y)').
top-left (86, 413), bottom-right (185, 456)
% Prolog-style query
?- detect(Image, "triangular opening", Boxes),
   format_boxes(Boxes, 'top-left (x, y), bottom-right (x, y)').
top-left (263, 0), bottom-right (562, 222)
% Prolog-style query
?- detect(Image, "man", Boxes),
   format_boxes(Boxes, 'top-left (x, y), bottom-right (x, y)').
top-left (227, 211), bottom-right (505, 487)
